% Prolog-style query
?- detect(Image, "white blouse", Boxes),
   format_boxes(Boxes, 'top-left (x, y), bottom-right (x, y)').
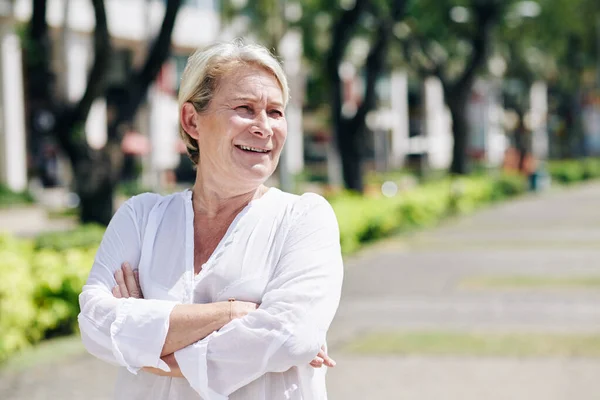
top-left (77, 188), bottom-right (344, 400)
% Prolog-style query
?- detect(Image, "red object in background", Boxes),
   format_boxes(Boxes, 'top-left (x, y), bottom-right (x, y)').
top-left (175, 138), bottom-right (188, 154)
top-left (467, 148), bottom-right (486, 160)
top-left (156, 61), bottom-right (176, 95)
top-left (313, 130), bottom-right (330, 144)
top-left (121, 131), bottom-right (151, 155)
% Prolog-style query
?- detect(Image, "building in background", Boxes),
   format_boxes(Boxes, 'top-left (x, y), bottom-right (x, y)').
top-left (0, 0), bottom-right (220, 192)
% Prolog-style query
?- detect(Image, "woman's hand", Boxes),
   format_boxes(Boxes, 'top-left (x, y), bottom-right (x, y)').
top-left (310, 346), bottom-right (336, 368)
top-left (112, 262), bottom-right (143, 299)
top-left (142, 353), bottom-right (184, 378)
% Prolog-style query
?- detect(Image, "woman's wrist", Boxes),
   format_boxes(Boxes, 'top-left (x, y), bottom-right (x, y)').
top-left (218, 301), bottom-right (233, 328)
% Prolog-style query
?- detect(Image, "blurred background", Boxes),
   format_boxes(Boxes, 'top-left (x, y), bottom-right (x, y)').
top-left (1, 0), bottom-right (600, 399)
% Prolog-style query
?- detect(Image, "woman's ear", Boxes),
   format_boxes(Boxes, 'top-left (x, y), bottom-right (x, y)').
top-left (181, 102), bottom-right (200, 140)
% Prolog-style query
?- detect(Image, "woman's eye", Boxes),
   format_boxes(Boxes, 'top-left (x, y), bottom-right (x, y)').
top-left (269, 110), bottom-right (283, 117)
top-left (237, 105), bottom-right (252, 113)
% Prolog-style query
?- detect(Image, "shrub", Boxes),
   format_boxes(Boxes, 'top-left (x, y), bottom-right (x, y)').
top-left (0, 235), bottom-right (38, 360)
top-left (547, 160), bottom-right (584, 184)
top-left (331, 173), bottom-right (528, 254)
top-left (546, 157), bottom-right (600, 184)
top-left (329, 157), bottom-right (600, 255)
top-left (490, 173), bottom-right (527, 200)
top-left (581, 158), bottom-right (600, 180)
top-left (0, 229), bottom-right (98, 362)
top-left (35, 224), bottom-right (106, 251)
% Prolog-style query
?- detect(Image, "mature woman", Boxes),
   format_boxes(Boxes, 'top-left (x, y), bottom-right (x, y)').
top-left (77, 41), bottom-right (344, 400)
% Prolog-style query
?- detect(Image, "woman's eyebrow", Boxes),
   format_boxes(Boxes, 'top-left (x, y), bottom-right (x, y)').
top-left (231, 96), bottom-right (256, 103)
top-left (232, 96), bottom-right (284, 108)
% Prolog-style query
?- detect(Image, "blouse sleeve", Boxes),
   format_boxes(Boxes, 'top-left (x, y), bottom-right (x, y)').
top-left (77, 195), bottom-right (178, 374)
top-left (174, 193), bottom-right (344, 399)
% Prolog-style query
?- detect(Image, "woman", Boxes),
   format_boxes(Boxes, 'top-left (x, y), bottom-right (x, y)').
top-left (77, 40), bottom-right (344, 400)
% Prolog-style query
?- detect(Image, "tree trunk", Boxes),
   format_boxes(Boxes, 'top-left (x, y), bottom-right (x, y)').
top-left (325, 0), bottom-right (370, 192)
top-left (69, 142), bottom-right (122, 225)
top-left (338, 120), bottom-right (364, 192)
top-left (326, 0), bottom-right (405, 192)
top-left (444, 1), bottom-right (502, 174)
top-left (78, 177), bottom-right (115, 225)
top-left (448, 92), bottom-right (470, 175)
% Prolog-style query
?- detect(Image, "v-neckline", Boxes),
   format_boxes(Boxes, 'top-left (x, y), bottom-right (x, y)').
top-left (184, 188), bottom-right (276, 280)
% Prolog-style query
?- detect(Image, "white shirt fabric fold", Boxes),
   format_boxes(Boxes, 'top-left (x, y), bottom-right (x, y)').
top-left (78, 188), bottom-right (344, 400)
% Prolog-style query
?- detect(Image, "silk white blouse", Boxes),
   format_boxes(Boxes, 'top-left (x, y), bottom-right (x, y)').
top-left (77, 188), bottom-right (344, 400)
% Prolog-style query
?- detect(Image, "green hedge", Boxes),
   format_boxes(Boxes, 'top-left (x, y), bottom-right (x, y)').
top-left (0, 226), bottom-right (100, 362)
top-left (331, 157), bottom-right (600, 254)
top-left (331, 173), bottom-right (527, 254)
top-left (547, 157), bottom-right (600, 184)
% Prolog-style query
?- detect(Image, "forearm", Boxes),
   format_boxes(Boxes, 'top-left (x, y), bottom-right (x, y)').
top-left (161, 302), bottom-right (230, 356)
top-left (79, 289), bottom-right (178, 372)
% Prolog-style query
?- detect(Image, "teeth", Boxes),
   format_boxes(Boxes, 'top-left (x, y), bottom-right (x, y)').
top-left (238, 145), bottom-right (268, 153)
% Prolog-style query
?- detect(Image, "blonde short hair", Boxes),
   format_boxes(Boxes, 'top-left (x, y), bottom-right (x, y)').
top-left (178, 40), bottom-right (290, 165)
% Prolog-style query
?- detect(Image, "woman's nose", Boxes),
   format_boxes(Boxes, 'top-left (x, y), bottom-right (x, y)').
top-left (251, 111), bottom-right (273, 137)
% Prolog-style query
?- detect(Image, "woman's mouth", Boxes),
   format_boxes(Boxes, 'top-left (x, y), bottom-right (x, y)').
top-left (235, 145), bottom-right (271, 153)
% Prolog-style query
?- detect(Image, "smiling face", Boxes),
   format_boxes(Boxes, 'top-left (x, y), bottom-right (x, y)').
top-left (181, 65), bottom-right (287, 191)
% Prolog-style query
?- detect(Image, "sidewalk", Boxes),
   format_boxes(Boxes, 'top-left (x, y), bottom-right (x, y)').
top-left (2, 183), bottom-right (600, 399)
top-left (326, 182), bottom-right (600, 399)
top-left (0, 187), bottom-right (77, 237)
top-left (0, 206), bottom-right (76, 237)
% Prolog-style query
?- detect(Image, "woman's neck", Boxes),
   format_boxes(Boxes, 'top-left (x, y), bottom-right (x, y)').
top-left (191, 172), bottom-right (267, 219)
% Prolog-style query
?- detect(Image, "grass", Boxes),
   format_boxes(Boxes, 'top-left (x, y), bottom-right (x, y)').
top-left (459, 276), bottom-right (600, 290)
top-left (0, 334), bottom-right (85, 373)
top-left (0, 184), bottom-right (34, 208)
top-left (47, 207), bottom-right (79, 220)
top-left (344, 331), bottom-right (600, 358)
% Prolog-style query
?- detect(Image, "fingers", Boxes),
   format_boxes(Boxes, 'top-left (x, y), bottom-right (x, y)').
top-left (114, 268), bottom-right (129, 298)
top-left (310, 356), bottom-right (324, 368)
top-left (133, 270), bottom-right (140, 288)
top-left (113, 262), bottom-right (143, 299)
top-left (313, 349), bottom-right (336, 368)
top-left (122, 263), bottom-right (141, 298)
top-left (310, 347), bottom-right (337, 369)
top-left (320, 351), bottom-right (336, 368)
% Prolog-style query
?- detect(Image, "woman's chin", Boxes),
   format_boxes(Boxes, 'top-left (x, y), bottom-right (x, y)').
top-left (235, 164), bottom-right (273, 184)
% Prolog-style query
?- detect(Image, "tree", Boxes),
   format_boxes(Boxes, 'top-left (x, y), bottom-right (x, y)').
top-left (326, 0), bottom-right (407, 192)
top-left (401, 0), bottom-right (505, 174)
top-left (532, 0), bottom-right (600, 158)
top-left (497, 0), bottom-right (600, 159)
top-left (24, 0), bottom-right (183, 225)
top-left (221, 0), bottom-right (287, 54)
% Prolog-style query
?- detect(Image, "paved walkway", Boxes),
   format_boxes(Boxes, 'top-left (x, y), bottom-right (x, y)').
top-left (326, 182), bottom-right (600, 400)
top-left (2, 183), bottom-right (600, 399)
top-left (0, 206), bottom-right (76, 237)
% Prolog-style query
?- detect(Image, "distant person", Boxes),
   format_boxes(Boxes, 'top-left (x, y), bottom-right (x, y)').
top-left (78, 40), bottom-right (344, 400)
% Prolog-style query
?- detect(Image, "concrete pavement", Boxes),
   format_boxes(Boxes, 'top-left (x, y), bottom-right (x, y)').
top-left (326, 182), bottom-right (600, 399)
